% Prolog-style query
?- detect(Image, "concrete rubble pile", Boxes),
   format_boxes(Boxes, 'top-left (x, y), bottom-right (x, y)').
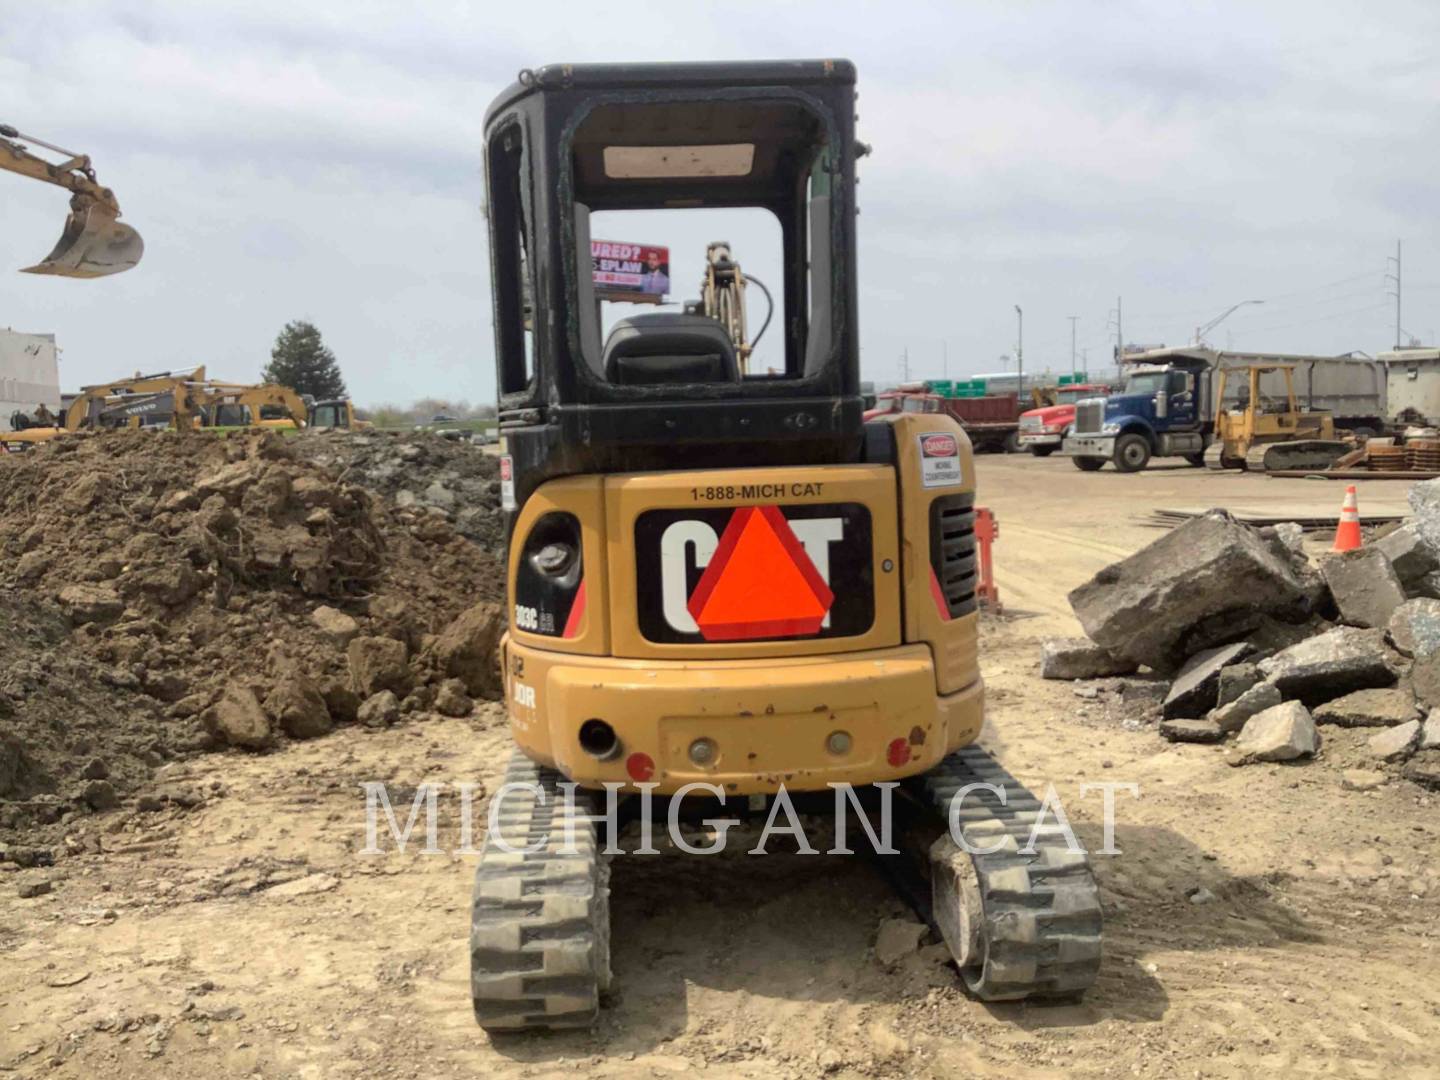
top-left (1045, 487), bottom-right (1440, 788)
top-left (0, 429), bottom-right (510, 849)
top-left (291, 428), bottom-right (504, 554)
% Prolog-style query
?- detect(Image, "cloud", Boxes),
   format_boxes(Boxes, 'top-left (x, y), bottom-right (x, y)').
top-left (1, 0), bottom-right (1438, 403)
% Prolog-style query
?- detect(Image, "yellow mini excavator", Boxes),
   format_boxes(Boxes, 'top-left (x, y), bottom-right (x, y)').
top-left (470, 60), bottom-right (1103, 1033)
top-left (1, 122), bottom-right (144, 277)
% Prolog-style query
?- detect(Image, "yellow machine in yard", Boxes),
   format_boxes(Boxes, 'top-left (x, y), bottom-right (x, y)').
top-left (306, 398), bottom-right (370, 430)
top-left (1, 122), bottom-right (144, 277)
top-left (1, 368), bottom-right (314, 452)
top-left (1203, 363), bottom-right (1350, 472)
top-left (470, 60), bottom-right (1102, 1032)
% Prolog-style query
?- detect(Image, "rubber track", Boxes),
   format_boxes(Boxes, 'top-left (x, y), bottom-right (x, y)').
top-left (470, 751), bottom-right (610, 1032)
top-left (914, 745), bottom-right (1103, 1000)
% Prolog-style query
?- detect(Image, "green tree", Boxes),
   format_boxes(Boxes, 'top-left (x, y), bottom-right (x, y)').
top-left (262, 320), bottom-right (347, 400)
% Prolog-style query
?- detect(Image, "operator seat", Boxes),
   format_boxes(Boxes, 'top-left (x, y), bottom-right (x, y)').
top-left (602, 313), bottom-right (740, 386)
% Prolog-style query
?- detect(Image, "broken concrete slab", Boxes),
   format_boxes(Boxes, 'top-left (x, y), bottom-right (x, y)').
top-left (1159, 718), bottom-right (1225, 743)
top-left (1387, 598), bottom-right (1440, 659)
top-left (1341, 768), bottom-right (1389, 792)
top-left (1408, 478), bottom-right (1440, 554)
top-left (1116, 678), bottom-right (1168, 704)
top-left (1373, 522), bottom-right (1439, 592)
top-left (1402, 751), bottom-right (1440, 789)
top-left (1407, 651), bottom-right (1440, 710)
top-left (1217, 662), bottom-right (1262, 706)
top-left (1312, 687), bottom-right (1420, 727)
top-left (1420, 716), bottom-right (1440, 751)
top-left (874, 918), bottom-right (927, 967)
top-left (1068, 511), bottom-right (1322, 672)
top-left (1257, 627), bottom-right (1397, 706)
top-left (1260, 521), bottom-right (1307, 559)
top-left (1039, 638), bottom-right (1139, 680)
top-left (1416, 720), bottom-right (1440, 754)
top-left (1368, 719), bottom-right (1422, 762)
top-left (1210, 681), bottom-right (1283, 734)
top-left (1163, 642), bottom-right (1253, 719)
top-left (1231, 701), bottom-right (1318, 764)
top-left (1322, 548), bottom-right (1407, 630)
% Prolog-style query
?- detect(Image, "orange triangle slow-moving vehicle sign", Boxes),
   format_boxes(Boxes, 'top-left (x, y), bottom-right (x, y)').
top-left (687, 505), bottom-right (835, 641)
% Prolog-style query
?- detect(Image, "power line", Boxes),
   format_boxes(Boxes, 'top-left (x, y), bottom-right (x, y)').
top-left (1227, 300), bottom-right (1392, 337)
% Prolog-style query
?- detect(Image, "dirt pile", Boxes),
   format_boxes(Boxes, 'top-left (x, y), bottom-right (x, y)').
top-left (290, 428), bottom-right (504, 552)
top-left (0, 429), bottom-right (507, 845)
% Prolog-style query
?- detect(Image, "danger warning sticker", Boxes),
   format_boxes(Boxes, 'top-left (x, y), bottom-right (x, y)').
top-left (499, 456), bottom-right (516, 511)
top-left (917, 432), bottom-right (963, 488)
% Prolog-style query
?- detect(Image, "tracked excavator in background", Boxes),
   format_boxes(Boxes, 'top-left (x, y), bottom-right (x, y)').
top-left (470, 60), bottom-right (1103, 1033)
top-left (1, 368), bottom-right (314, 452)
top-left (1203, 363), bottom-right (1351, 472)
top-left (696, 241), bottom-right (774, 374)
top-left (1, 122), bottom-right (144, 278)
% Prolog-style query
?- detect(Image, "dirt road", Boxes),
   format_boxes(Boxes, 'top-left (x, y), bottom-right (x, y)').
top-left (3, 456), bottom-right (1438, 1078)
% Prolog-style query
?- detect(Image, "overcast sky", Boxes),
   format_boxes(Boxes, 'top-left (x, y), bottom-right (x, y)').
top-left (2, 1), bottom-right (1438, 404)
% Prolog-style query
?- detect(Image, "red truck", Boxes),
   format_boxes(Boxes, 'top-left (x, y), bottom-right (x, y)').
top-left (863, 390), bottom-right (1025, 452)
top-left (1016, 383), bottom-right (1111, 457)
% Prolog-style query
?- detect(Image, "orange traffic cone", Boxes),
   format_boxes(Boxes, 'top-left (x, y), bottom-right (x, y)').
top-left (1332, 485), bottom-right (1362, 552)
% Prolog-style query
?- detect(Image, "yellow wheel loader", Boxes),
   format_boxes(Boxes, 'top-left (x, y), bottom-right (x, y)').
top-left (1, 123), bottom-right (144, 277)
top-left (471, 60), bottom-right (1102, 1032)
top-left (1202, 363), bottom-right (1350, 472)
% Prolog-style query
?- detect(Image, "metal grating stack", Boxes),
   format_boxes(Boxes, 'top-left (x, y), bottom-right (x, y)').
top-left (1408, 439), bottom-right (1440, 472)
top-left (1368, 443), bottom-right (1409, 472)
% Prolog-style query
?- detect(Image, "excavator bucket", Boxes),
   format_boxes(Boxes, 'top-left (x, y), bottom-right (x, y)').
top-left (22, 199), bottom-right (143, 278)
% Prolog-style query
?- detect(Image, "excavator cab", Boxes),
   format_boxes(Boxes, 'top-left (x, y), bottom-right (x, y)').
top-left (471, 60), bottom-right (1101, 1033)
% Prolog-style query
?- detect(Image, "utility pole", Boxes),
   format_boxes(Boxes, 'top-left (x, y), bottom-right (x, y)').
top-left (1386, 239), bottom-right (1402, 348)
top-left (901, 347), bottom-right (910, 383)
top-left (1014, 305), bottom-right (1024, 396)
top-left (1068, 315), bottom-right (1079, 376)
top-left (1107, 296), bottom-right (1123, 378)
top-left (942, 340), bottom-right (948, 380)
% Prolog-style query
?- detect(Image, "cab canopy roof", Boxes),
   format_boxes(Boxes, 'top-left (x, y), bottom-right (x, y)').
top-left (486, 59), bottom-right (855, 211)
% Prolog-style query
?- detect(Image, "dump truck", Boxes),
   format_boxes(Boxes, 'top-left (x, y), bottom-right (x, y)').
top-left (1017, 382), bottom-right (1112, 456)
top-left (868, 384), bottom-right (1040, 452)
top-left (470, 58), bottom-right (1102, 1033)
top-left (1061, 346), bottom-right (1386, 472)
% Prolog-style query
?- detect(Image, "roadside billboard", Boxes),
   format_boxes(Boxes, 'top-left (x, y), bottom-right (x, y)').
top-left (592, 240), bottom-right (670, 303)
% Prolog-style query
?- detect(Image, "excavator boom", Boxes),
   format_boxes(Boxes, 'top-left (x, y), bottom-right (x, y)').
top-left (1, 124), bottom-right (144, 278)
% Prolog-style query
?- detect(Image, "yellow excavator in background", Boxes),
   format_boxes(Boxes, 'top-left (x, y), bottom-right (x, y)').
top-left (1, 122), bottom-right (144, 277)
top-left (197, 382), bottom-right (311, 431)
top-left (1, 369), bottom-right (318, 452)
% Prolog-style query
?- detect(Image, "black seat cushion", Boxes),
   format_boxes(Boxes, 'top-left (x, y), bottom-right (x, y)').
top-left (603, 313), bottom-right (739, 385)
